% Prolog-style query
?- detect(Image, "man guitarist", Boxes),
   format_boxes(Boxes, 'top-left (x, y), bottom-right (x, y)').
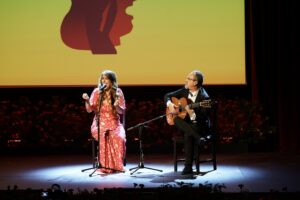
top-left (164, 70), bottom-right (210, 175)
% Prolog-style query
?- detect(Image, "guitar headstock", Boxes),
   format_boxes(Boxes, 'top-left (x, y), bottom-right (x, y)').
top-left (188, 98), bottom-right (217, 109)
top-left (199, 99), bottom-right (214, 108)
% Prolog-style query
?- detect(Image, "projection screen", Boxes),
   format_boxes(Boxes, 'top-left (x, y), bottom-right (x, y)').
top-left (0, 0), bottom-right (245, 87)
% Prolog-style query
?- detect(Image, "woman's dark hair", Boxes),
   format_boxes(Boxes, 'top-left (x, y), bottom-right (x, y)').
top-left (99, 70), bottom-right (118, 89)
top-left (98, 70), bottom-right (119, 116)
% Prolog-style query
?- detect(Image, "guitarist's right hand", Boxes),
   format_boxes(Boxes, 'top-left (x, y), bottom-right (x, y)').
top-left (167, 101), bottom-right (177, 114)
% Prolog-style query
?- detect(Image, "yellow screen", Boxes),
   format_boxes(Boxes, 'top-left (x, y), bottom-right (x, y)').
top-left (0, 0), bottom-right (245, 86)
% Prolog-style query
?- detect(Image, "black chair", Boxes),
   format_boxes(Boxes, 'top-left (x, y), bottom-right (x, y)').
top-left (172, 100), bottom-right (218, 173)
top-left (121, 111), bottom-right (127, 166)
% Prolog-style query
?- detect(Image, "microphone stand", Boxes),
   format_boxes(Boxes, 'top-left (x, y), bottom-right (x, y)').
top-left (127, 114), bottom-right (166, 175)
top-left (82, 88), bottom-right (124, 177)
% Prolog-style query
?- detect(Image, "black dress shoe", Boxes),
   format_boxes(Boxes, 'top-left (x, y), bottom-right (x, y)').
top-left (181, 166), bottom-right (193, 175)
top-left (198, 137), bottom-right (206, 145)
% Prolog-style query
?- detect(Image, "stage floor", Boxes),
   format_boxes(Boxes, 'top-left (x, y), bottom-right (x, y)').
top-left (1, 152), bottom-right (300, 192)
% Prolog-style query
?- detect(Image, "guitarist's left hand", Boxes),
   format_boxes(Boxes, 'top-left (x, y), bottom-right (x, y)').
top-left (185, 105), bottom-right (196, 120)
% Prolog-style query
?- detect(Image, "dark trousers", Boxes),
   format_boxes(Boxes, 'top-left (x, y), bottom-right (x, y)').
top-left (174, 117), bottom-right (201, 167)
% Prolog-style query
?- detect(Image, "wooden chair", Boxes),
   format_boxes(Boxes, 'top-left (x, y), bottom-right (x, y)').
top-left (172, 100), bottom-right (218, 173)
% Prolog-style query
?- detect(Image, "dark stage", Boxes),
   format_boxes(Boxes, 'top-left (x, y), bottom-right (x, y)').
top-left (1, 152), bottom-right (300, 193)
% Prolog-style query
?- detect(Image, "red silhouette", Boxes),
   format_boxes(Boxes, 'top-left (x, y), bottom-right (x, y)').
top-left (61, 0), bottom-right (134, 54)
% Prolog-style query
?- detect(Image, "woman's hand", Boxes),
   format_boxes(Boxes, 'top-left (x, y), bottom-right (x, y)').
top-left (82, 93), bottom-right (89, 101)
top-left (114, 92), bottom-right (120, 107)
top-left (82, 93), bottom-right (92, 113)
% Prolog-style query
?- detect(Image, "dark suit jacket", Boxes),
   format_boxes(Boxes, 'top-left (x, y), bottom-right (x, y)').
top-left (164, 87), bottom-right (210, 132)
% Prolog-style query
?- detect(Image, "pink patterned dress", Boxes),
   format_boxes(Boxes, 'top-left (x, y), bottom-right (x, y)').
top-left (89, 87), bottom-right (126, 173)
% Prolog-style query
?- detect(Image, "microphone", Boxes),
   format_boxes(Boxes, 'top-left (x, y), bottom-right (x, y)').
top-left (99, 84), bottom-right (107, 91)
top-left (112, 85), bottom-right (118, 90)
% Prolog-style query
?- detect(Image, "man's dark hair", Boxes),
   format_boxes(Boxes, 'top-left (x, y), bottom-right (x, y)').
top-left (194, 70), bottom-right (203, 87)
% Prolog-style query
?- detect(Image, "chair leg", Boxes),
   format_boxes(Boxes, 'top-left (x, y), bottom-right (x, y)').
top-left (212, 142), bottom-right (217, 170)
top-left (195, 145), bottom-right (200, 173)
top-left (123, 157), bottom-right (127, 166)
top-left (123, 142), bottom-right (127, 166)
top-left (173, 140), bottom-right (178, 172)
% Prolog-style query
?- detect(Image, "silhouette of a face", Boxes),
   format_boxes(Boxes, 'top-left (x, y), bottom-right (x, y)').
top-left (60, 0), bottom-right (135, 54)
top-left (110, 0), bottom-right (134, 46)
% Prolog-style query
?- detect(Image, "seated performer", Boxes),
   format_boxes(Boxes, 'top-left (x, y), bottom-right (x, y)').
top-left (164, 70), bottom-right (210, 175)
top-left (82, 69), bottom-right (126, 173)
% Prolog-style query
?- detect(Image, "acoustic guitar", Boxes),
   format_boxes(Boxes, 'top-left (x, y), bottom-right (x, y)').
top-left (166, 97), bottom-right (212, 125)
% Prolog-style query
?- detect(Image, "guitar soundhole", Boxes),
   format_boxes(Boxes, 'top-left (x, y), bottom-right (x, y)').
top-left (178, 105), bottom-right (183, 112)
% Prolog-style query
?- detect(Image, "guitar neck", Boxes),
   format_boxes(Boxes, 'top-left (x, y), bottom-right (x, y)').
top-left (189, 100), bottom-right (211, 109)
top-left (189, 102), bottom-right (201, 109)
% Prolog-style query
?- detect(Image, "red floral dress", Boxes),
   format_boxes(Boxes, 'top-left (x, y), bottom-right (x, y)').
top-left (89, 87), bottom-right (126, 173)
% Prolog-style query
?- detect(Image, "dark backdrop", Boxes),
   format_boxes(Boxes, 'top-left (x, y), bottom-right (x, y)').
top-left (247, 0), bottom-right (299, 153)
top-left (0, 0), bottom-right (299, 154)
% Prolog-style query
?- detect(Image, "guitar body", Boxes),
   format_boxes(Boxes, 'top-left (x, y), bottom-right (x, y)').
top-left (166, 97), bottom-right (188, 125)
top-left (166, 97), bottom-right (212, 125)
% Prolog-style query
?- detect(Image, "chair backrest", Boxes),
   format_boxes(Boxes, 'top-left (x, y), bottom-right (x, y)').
top-left (119, 110), bottom-right (127, 166)
top-left (205, 100), bottom-right (218, 139)
top-left (120, 110), bottom-right (126, 128)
